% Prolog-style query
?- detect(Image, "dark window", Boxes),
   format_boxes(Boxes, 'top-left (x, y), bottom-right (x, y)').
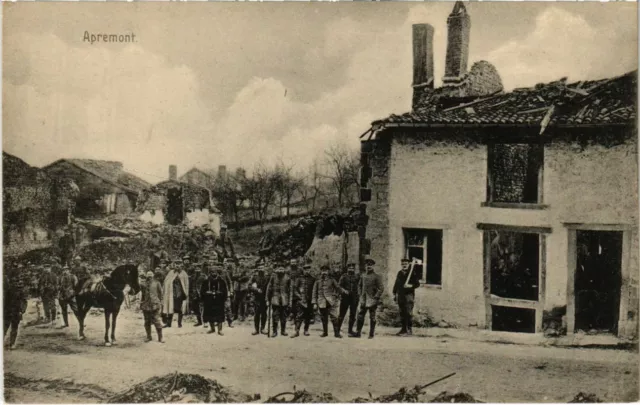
top-left (488, 230), bottom-right (539, 301)
top-left (488, 144), bottom-right (543, 204)
top-left (403, 228), bottom-right (443, 286)
top-left (491, 306), bottom-right (536, 333)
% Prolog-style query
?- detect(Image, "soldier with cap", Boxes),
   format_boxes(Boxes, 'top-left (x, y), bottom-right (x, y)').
top-left (232, 263), bottom-right (251, 322)
top-left (141, 270), bottom-right (165, 343)
top-left (4, 269), bottom-right (28, 350)
top-left (201, 265), bottom-right (228, 335)
top-left (58, 264), bottom-right (78, 328)
top-left (266, 266), bottom-right (291, 337)
top-left (213, 224), bottom-right (237, 264)
top-left (313, 265), bottom-right (348, 338)
top-left (217, 260), bottom-right (235, 328)
top-left (249, 264), bottom-right (270, 335)
top-left (290, 263), bottom-right (316, 337)
top-left (162, 259), bottom-right (189, 328)
top-left (393, 258), bottom-right (421, 336)
top-left (39, 264), bottom-right (59, 325)
top-left (190, 259), bottom-right (208, 326)
top-left (352, 257), bottom-right (384, 339)
top-left (338, 262), bottom-right (361, 336)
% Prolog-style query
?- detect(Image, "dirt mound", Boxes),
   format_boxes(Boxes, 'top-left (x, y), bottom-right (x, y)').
top-left (569, 392), bottom-right (603, 403)
top-left (106, 372), bottom-right (258, 403)
top-left (430, 391), bottom-right (484, 403)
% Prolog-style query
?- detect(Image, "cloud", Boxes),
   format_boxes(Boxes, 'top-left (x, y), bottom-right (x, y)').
top-left (487, 7), bottom-right (637, 90)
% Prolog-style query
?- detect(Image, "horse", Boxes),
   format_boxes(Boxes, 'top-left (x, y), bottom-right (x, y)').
top-left (73, 264), bottom-right (141, 346)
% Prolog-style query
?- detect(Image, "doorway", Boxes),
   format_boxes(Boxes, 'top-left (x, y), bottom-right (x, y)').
top-left (574, 230), bottom-right (623, 334)
top-left (166, 187), bottom-right (183, 225)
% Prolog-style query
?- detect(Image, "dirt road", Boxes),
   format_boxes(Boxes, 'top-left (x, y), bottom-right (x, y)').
top-left (4, 302), bottom-right (638, 403)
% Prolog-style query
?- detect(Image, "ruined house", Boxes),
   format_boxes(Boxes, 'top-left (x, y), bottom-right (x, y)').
top-left (43, 158), bottom-right (150, 218)
top-left (137, 165), bottom-right (221, 229)
top-left (3, 152), bottom-right (78, 253)
top-left (360, 2), bottom-right (638, 339)
top-left (179, 167), bottom-right (215, 189)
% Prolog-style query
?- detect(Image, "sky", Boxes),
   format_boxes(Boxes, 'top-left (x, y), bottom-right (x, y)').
top-left (3, 1), bottom-right (637, 184)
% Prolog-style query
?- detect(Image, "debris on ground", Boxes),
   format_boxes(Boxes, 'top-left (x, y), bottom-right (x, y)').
top-left (266, 389), bottom-right (341, 403)
top-left (430, 391), bottom-right (484, 403)
top-left (106, 372), bottom-right (259, 403)
top-left (569, 392), bottom-right (603, 403)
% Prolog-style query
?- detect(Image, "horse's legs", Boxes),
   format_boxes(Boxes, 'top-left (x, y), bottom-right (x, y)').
top-left (111, 310), bottom-right (119, 345)
top-left (75, 300), bottom-right (87, 340)
top-left (104, 311), bottom-right (111, 346)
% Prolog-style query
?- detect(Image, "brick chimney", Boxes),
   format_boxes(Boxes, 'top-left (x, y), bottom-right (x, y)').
top-left (169, 165), bottom-right (177, 181)
top-left (412, 24), bottom-right (435, 110)
top-left (443, 1), bottom-right (470, 84)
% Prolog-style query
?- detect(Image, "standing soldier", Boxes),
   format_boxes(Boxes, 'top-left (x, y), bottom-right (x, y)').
top-left (290, 264), bottom-right (316, 338)
top-left (213, 224), bottom-right (237, 264)
top-left (58, 265), bottom-right (78, 329)
top-left (4, 271), bottom-right (28, 350)
top-left (339, 262), bottom-right (361, 337)
top-left (266, 267), bottom-right (290, 337)
top-left (233, 264), bottom-right (251, 322)
top-left (352, 257), bottom-right (384, 339)
top-left (190, 262), bottom-right (207, 327)
top-left (217, 261), bottom-right (235, 328)
top-left (312, 265), bottom-right (348, 338)
top-left (141, 271), bottom-right (165, 343)
top-left (393, 258), bottom-right (420, 336)
top-left (201, 266), bottom-right (228, 335)
top-left (162, 259), bottom-right (189, 328)
top-left (249, 265), bottom-right (270, 335)
top-left (39, 264), bottom-right (59, 326)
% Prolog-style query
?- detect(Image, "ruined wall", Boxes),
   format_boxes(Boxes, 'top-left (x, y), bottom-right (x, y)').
top-left (376, 128), bottom-right (638, 335)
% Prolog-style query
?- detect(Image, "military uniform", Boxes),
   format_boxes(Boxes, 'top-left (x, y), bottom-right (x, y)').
top-left (393, 260), bottom-right (421, 335)
top-left (39, 268), bottom-right (59, 324)
top-left (190, 268), bottom-right (207, 326)
top-left (218, 265), bottom-right (235, 327)
top-left (353, 258), bottom-right (384, 339)
top-left (290, 267), bottom-right (315, 337)
top-left (233, 267), bottom-right (251, 321)
top-left (313, 268), bottom-right (348, 338)
top-left (338, 266), bottom-right (361, 335)
top-left (4, 273), bottom-right (28, 349)
top-left (58, 269), bottom-right (78, 327)
top-left (249, 269), bottom-right (270, 335)
top-left (266, 270), bottom-right (291, 337)
top-left (141, 273), bottom-right (164, 342)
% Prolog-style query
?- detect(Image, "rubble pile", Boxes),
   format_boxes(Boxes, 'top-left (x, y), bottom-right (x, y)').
top-left (267, 208), bottom-right (361, 262)
top-left (377, 300), bottom-right (437, 328)
top-left (266, 390), bottom-right (341, 403)
top-left (106, 372), bottom-right (257, 404)
top-left (569, 393), bottom-right (603, 403)
top-left (430, 392), bottom-right (484, 403)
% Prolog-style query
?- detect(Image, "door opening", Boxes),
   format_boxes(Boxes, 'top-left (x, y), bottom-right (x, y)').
top-left (574, 230), bottom-right (622, 334)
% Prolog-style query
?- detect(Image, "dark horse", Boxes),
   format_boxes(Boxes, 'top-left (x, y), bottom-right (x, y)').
top-left (73, 264), bottom-right (141, 346)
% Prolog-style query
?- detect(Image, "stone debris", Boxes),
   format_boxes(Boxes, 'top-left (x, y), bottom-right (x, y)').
top-left (569, 392), bottom-right (603, 403)
top-left (430, 392), bottom-right (484, 403)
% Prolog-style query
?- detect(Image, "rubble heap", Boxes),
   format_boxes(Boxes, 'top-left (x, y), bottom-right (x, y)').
top-left (106, 373), bottom-right (258, 404)
top-left (430, 392), bottom-right (484, 403)
top-left (266, 390), bottom-right (341, 403)
top-left (569, 393), bottom-right (603, 403)
top-left (267, 208), bottom-right (361, 262)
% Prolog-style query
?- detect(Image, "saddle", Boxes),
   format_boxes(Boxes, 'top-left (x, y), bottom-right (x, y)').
top-left (78, 275), bottom-right (114, 299)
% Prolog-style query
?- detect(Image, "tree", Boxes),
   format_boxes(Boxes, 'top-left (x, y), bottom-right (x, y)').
top-left (211, 169), bottom-right (246, 226)
top-left (245, 163), bottom-right (280, 231)
top-left (323, 142), bottom-right (360, 208)
top-left (274, 161), bottom-right (305, 224)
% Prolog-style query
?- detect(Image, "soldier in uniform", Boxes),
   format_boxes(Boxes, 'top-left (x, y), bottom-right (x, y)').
top-left (190, 261), bottom-right (208, 326)
top-left (338, 262), bottom-right (361, 337)
top-left (39, 264), bottom-right (59, 326)
top-left (213, 224), bottom-right (237, 264)
top-left (4, 270), bottom-right (28, 350)
top-left (233, 264), bottom-right (251, 322)
top-left (217, 260), bottom-right (235, 328)
top-left (162, 259), bottom-right (189, 328)
top-left (58, 265), bottom-right (78, 328)
top-left (313, 265), bottom-right (348, 338)
top-left (141, 271), bottom-right (165, 343)
top-left (266, 267), bottom-right (290, 337)
top-left (290, 263), bottom-right (316, 338)
top-left (201, 266), bottom-right (228, 335)
top-left (393, 258), bottom-right (421, 336)
top-left (352, 257), bottom-right (384, 339)
top-left (249, 265), bottom-right (270, 335)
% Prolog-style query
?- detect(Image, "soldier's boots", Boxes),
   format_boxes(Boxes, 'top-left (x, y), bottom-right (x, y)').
top-left (271, 330), bottom-right (278, 338)
top-left (291, 330), bottom-right (300, 338)
top-left (396, 329), bottom-right (408, 336)
top-left (178, 314), bottom-right (183, 328)
top-left (281, 329), bottom-right (288, 337)
top-left (303, 329), bottom-right (310, 336)
top-left (252, 330), bottom-right (260, 336)
top-left (368, 321), bottom-right (376, 339)
top-left (157, 328), bottom-right (165, 343)
top-left (164, 314), bottom-right (173, 328)
top-left (217, 323), bottom-right (224, 336)
top-left (145, 325), bottom-right (153, 342)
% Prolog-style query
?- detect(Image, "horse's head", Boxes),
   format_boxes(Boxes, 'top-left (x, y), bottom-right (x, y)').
top-left (127, 265), bottom-right (141, 295)
top-left (112, 264), bottom-right (141, 295)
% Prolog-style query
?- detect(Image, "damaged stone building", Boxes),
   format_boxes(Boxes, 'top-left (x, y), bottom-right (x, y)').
top-left (43, 158), bottom-right (150, 217)
top-left (360, 2), bottom-right (638, 339)
top-left (137, 165), bottom-right (221, 229)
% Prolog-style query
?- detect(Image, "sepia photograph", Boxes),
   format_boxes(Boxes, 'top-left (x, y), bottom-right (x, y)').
top-left (2, 1), bottom-right (638, 403)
